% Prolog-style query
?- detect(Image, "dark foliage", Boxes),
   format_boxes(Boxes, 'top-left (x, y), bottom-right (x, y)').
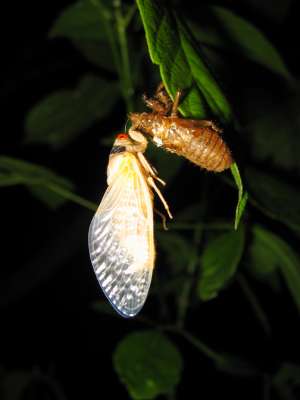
top-left (1, 0), bottom-right (300, 399)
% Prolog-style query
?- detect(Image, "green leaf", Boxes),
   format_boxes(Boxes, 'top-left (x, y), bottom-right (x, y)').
top-left (190, 6), bottom-right (293, 81)
top-left (245, 167), bottom-right (300, 233)
top-left (251, 225), bottom-right (300, 313)
top-left (248, 224), bottom-right (282, 291)
top-left (137, 0), bottom-right (245, 231)
top-left (273, 363), bottom-right (300, 400)
top-left (27, 185), bottom-right (68, 209)
top-left (72, 40), bottom-right (115, 71)
top-left (49, 0), bottom-right (108, 40)
top-left (231, 162), bottom-right (248, 229)
top-left (157, 231), bottom-right (194, 273)
top-left (215, 353), bottom-right (258, 377)
top-left (113, 330), bottom-right (183, 399)
top-left (0, 156), bottom-right (74, 186)
top-left (25, 75), bottom-right (119, 149)
top-left (0, 173), bottom-right (28, 187)
top-left (242, 0), bottom-right (292, 24)
top-left (245, 93), bottom-right (300, 172)
top-left (198, 225), bottom-right (245, 300)
top-left (136, 0), bottom-right (233, 124)
top-left (0, 156), bottom-right (75, 209)
top-left (2, 370), bottom-right (33, 400)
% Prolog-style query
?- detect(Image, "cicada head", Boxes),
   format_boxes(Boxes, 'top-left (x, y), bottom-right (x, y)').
top-left (111, 133), bottom-right (132, 152)
top-left (112, 130), bottom-right (148, 157)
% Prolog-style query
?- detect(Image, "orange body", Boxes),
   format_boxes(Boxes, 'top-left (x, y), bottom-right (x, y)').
top-left (130, 112), bottom-right (233, 172)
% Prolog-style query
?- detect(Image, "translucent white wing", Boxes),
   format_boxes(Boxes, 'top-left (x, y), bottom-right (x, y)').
top-left (88, 154), bottom-right (155, 317)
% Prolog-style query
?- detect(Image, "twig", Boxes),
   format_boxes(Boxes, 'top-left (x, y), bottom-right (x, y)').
top-left (176, 227), bottom-right (202, 328)
top-left (263, 374), bottom-right (271, 400)
top-left (114, 0), bottom-right (135, 111)
top-left (163, 325), bottom-right (227, 365)
top-left (237, 273), bottom-right (272, 337)
top-left (157, 221), bottom-right (232, 231)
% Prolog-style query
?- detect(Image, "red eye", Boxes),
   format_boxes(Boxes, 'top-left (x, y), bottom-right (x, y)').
top-left (117, 133), bottom-right (128, 140)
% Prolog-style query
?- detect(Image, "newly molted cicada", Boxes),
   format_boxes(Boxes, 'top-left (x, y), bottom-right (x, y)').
top-left (129, 83), bottom-right (233, 172)
top-left (88, 132), bottom-right (171, 317)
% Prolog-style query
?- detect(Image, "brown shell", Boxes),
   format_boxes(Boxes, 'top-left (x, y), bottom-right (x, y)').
top-left (130, 113), bottom-right (233, 172)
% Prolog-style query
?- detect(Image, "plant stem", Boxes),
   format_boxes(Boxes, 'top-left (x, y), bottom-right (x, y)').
top-left (114, 0), bottom-right (135, 111)
top-left (237, 273), bottom-right (271, 337)
top-left (164, 325), bottom-right (226, 365)
top-left (46, 183), bottom-right (97, 212)
top-left (90, 0), bottom-right (134, 111)
top-left (176, 227), bottom-right (202, 328)
top-left (90, 0), bottom-right (122, 77)
top-left (263, 374), bottom-right (271, 400)
top-left (157, 222), bottom-right (233, 231)
top-left (175, 176), bottom-right (211, 328)
top-left (33, 369), bottom-right (68, 400)
top-left (123, 3), bottom-right (137, 28)
top-left (135, 315), bottom-right (225, 363)
top-left (166, 389), bottom-right (176, 400)
top-left (176, 252), bottom-right (198, 328)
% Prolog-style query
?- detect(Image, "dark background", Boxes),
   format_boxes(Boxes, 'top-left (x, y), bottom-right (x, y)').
top-left (1, 1), bottom-right (300, 399)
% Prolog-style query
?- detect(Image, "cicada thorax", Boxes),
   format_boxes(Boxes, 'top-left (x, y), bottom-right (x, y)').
top-left (129, 112), bottom-right (233, 172)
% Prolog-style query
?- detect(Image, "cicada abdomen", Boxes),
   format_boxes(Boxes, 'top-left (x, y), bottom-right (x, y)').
top-left (129, 113), bottom-right (233, 172)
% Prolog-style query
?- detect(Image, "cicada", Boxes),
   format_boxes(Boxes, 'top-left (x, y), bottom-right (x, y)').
top-left (129, 83), bottom-right (233, 172)
top-left (88, 132), bottom-right (171, 317)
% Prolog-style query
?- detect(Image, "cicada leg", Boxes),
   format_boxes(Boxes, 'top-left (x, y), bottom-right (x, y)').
top-left (154, 208), bottom-right (169, 231)
top-left (142, 94), bottom-right (169, 115)
top-left (170, 90), bottom-right (182, 117)
top-left (137, 151), bottom-right (166, 186)
top-left (196, 120), bottom-right (223, 133)
top-left (154, 83), bottom-right (173, 115)
top-left (147, 176), bottom-right (173, 219)
top-left (155, 82), bottom-right (183, 117)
